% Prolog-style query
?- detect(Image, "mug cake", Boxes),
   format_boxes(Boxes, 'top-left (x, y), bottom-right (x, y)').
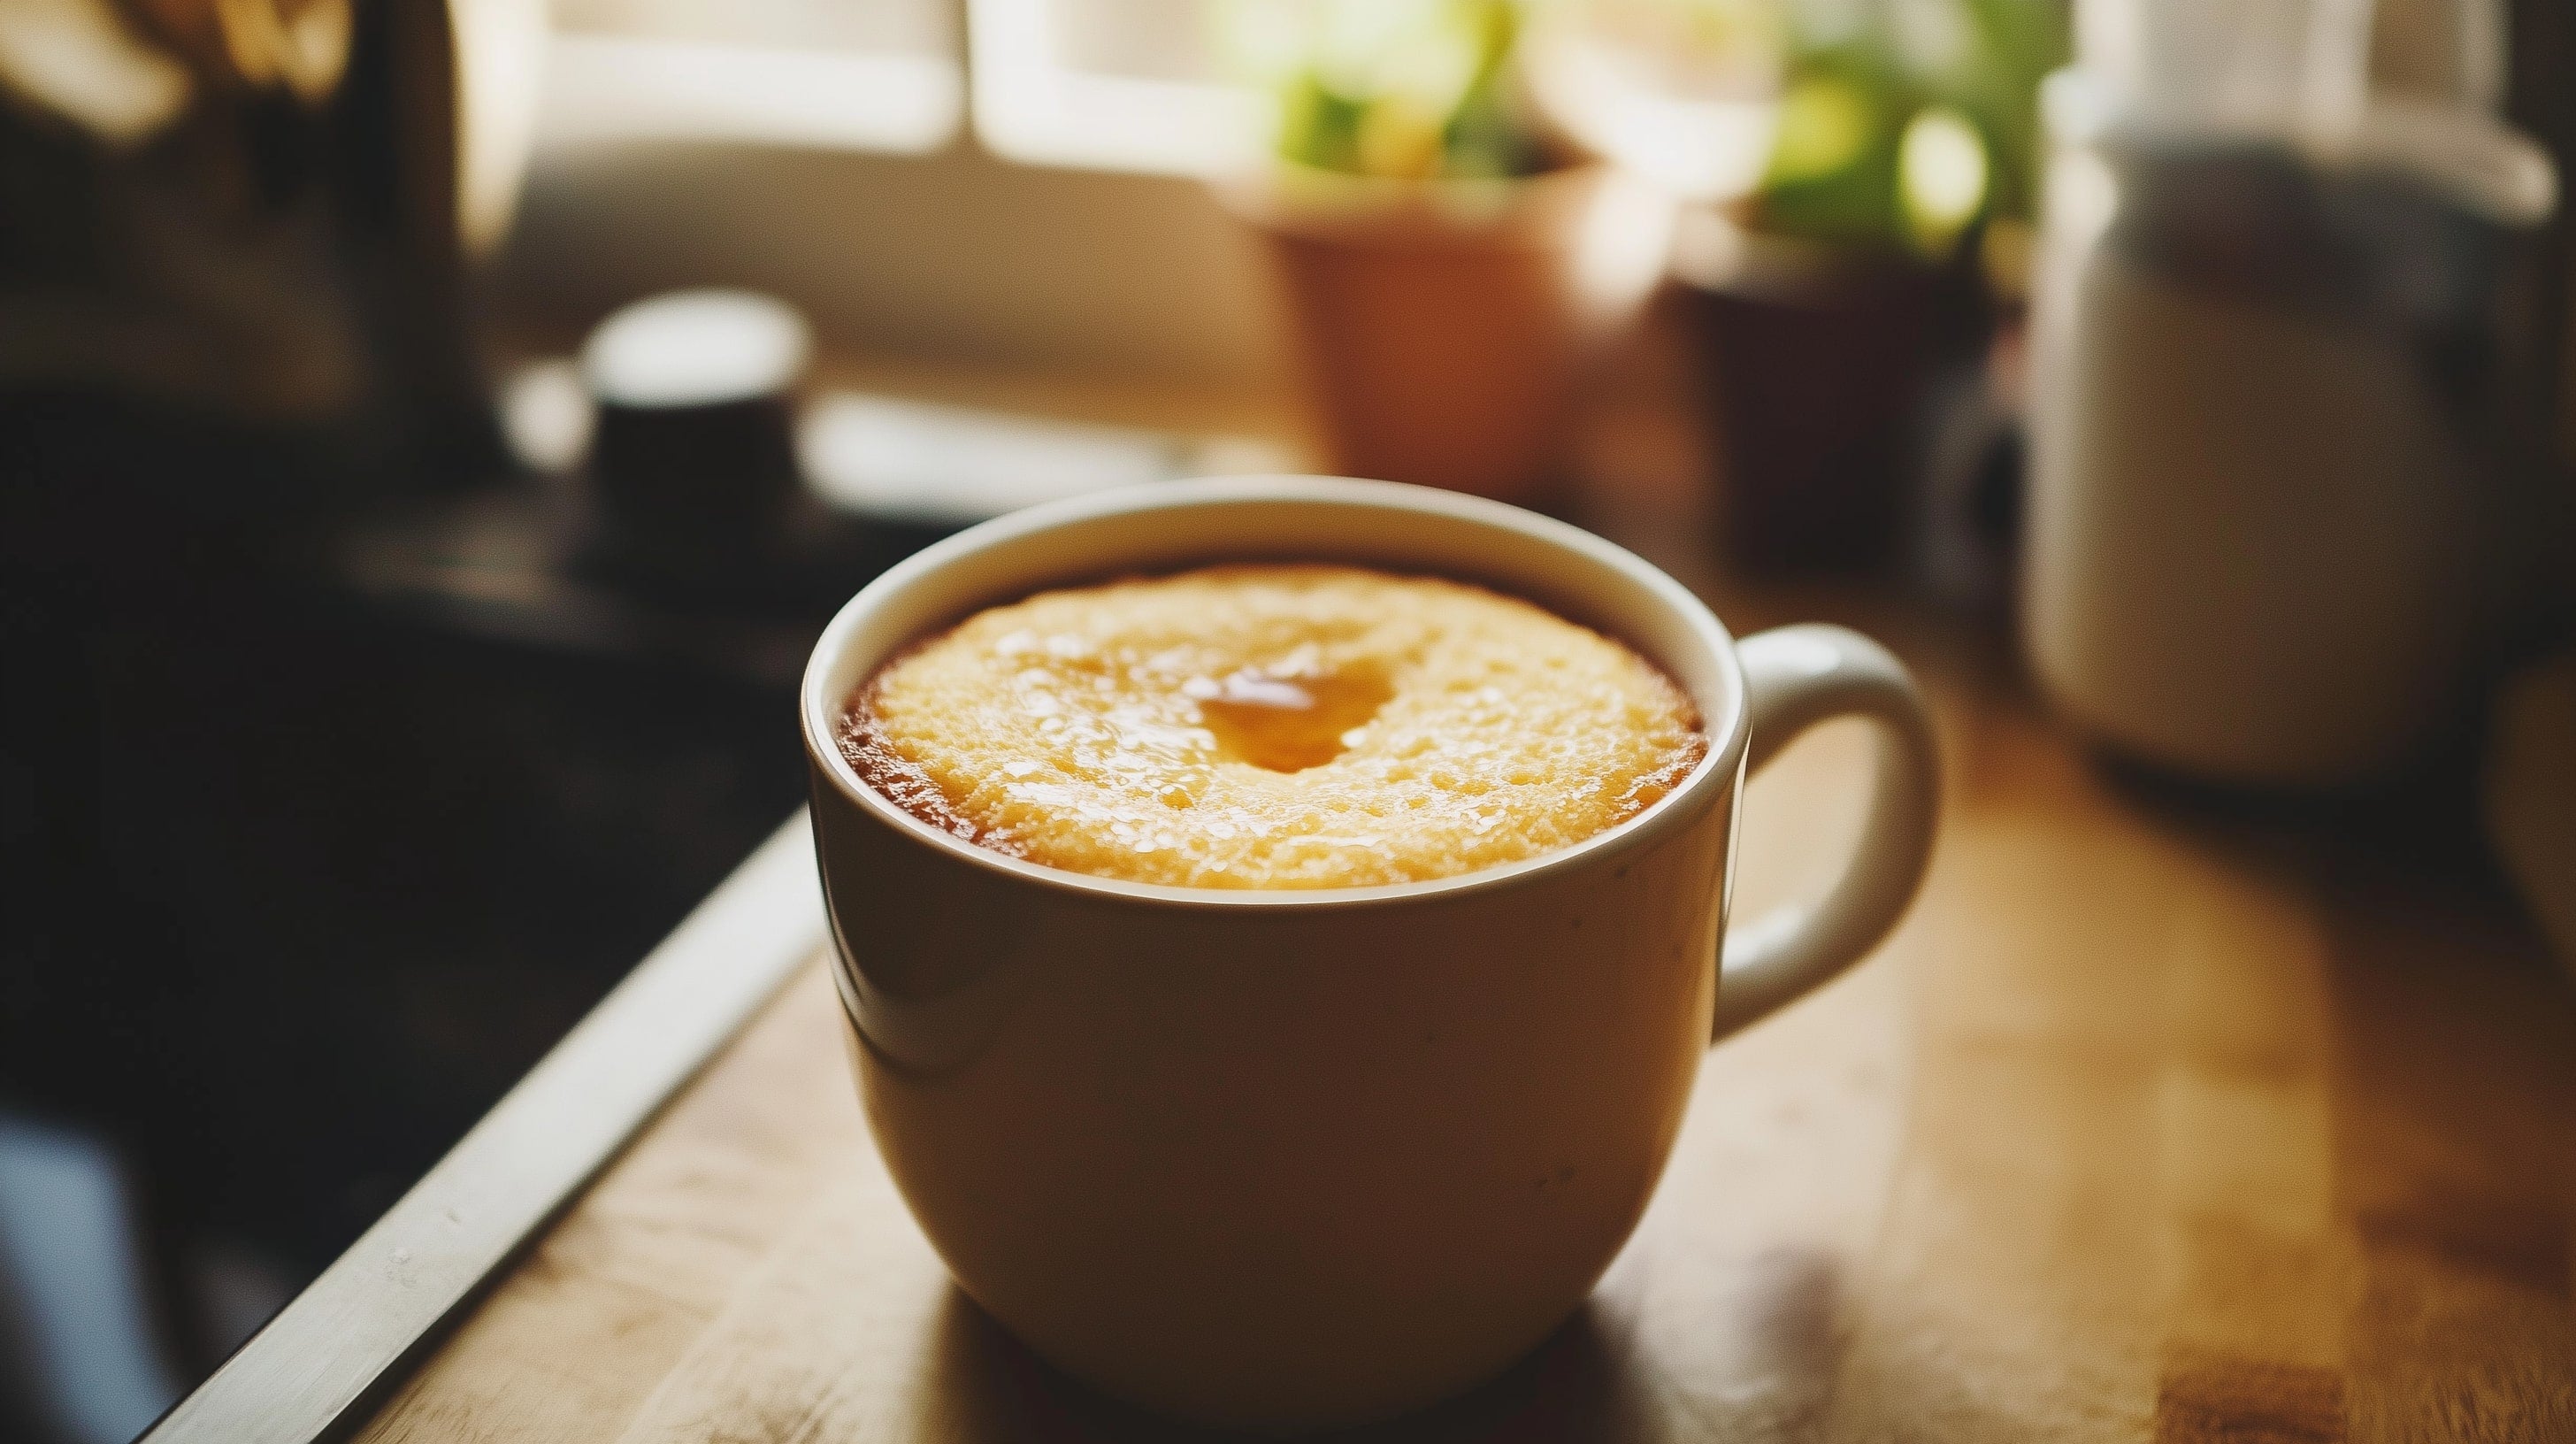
top-left (838, 563), bottom-right (1707, 889)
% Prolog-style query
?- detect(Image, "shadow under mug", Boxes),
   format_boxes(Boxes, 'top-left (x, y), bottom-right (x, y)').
top-left (799, 477), bottom-right (1940, 1430)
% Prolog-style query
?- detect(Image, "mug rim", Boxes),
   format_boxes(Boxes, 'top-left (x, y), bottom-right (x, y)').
top-left (798, 476), bottom-right (1750, 911)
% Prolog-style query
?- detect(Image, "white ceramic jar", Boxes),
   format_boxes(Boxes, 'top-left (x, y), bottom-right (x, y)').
top-left (2021, 39), bottom-right (2556, 787)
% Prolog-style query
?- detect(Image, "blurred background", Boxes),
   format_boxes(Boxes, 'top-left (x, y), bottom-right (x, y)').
top-left (3, 0), bottom-right (2572, 1439)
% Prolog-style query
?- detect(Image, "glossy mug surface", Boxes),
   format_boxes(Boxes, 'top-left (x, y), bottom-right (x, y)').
top-left (800, 478), bottom-right (1939, 1429)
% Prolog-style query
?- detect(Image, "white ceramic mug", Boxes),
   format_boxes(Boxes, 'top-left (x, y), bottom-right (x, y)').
top-left (800, 478), bottom-right (1938, 1429)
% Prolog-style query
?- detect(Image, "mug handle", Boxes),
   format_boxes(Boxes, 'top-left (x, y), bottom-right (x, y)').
top-left (1711, 625), bottom-right (1942, 1044)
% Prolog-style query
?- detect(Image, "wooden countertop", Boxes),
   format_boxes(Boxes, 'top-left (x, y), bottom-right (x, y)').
top-left (349, 572), bottom-right (2576, 1441)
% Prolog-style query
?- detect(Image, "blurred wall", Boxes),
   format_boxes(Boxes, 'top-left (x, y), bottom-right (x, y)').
top-left (489, 138), bottom-right (1294, 390)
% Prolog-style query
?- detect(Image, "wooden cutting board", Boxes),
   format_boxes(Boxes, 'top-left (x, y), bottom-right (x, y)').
top-left (354, 662), bottom-right (2576, 1442)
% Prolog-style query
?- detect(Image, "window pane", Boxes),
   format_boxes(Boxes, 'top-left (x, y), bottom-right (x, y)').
top-left (554, 0), bottom-right (954, 54)
top-left (541, 0), bottom-right (963, 152)
top-left (970, 0), bottom-right (1261, 175)
top-left (1045, 0), bottom-right (1218, 81)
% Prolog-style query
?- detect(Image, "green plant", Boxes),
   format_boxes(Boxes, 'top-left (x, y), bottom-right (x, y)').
top-left (1754, 0), bottom-right (2067, 256)
top-left (1230, 0), bottom-right (1551, 180)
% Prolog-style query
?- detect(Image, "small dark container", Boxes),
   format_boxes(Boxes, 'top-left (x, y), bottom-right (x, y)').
top-left (574, 290), bottom-right (819, 597)
top-left (591, 390), bottom-right (805, 548)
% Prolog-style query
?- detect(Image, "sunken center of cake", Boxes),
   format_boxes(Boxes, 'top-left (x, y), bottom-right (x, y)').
top-left (840, 565), bottom-right (1707, 889)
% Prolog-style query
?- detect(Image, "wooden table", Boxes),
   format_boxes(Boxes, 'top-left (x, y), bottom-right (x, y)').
top-left (341, 566), bottom-right (2576, 1442)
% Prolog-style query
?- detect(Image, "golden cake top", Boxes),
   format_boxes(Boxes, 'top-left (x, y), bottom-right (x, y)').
top-left (840, 564), bottom-right (1706, 889)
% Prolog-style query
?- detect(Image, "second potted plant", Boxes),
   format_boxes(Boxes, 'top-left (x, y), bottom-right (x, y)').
top-left (1217, 0), bottom-right (1674, 508)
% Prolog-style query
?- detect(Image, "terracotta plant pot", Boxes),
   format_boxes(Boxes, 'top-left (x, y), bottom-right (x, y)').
top-left (1222, 163), bottom-right (1675, 507)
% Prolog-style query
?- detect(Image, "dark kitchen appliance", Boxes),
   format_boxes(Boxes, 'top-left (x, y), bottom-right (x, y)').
top-left (0, 6), bottom-right (813, 1440)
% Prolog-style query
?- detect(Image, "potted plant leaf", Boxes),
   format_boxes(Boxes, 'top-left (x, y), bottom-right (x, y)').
top-left (1663, 0), bottom-right (2066, 572)
top-left (1217, 0), bottom-right (1675, 507)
